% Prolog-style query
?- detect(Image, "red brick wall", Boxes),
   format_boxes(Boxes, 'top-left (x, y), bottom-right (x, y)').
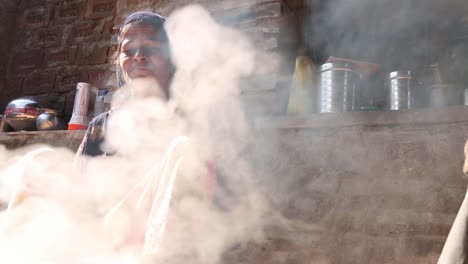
top-left (0, 0), bottom-right (20, 109)
top-left (0, 0), bottom-right (296, 118)
top-left (1, 0), bottom-right (116, 117)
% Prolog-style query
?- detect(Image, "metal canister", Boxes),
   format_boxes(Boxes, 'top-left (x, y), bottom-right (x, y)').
top-left (388, 71), bottom-right (412, 111)
top-left (319, 61), bottom-right (360, 113)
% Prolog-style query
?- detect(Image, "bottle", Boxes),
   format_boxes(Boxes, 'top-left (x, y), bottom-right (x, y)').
top-left (287, 55), bottom-right (317, 114)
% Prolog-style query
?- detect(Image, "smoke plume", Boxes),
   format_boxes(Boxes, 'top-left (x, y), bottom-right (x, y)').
top-left (0, 4), bottom-right (277, 263)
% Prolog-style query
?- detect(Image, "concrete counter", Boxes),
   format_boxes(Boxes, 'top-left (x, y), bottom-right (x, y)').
top-left (0, 130), bottom-right (85, 151)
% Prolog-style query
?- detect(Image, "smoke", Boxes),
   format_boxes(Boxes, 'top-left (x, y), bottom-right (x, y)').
top-left (0, 4), bottom-right (277, 264)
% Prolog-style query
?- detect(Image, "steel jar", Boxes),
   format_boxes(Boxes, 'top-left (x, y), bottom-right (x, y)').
top-left (388, 71), bottom-right (412, 110)
top-left (319, 62), bottom-right (360, 113)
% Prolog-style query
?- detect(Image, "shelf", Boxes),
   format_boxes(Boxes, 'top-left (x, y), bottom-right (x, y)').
top-left (258, 105), bottom-right (468, 129)
top-left (0, 130), bottom-right (86, 150)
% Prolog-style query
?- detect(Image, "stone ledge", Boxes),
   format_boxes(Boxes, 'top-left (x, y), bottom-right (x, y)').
top-left (259, 105), bottom-right (468, 129)
top-left (0, 130), bottom-right (86, 150)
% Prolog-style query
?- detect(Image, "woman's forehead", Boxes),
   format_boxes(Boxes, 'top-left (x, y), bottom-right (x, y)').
top-left (121, 24), bottom-right (161, 41)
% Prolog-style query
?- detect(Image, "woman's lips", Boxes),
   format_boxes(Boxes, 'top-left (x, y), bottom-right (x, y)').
top-left (129, 67), bottom-right (156, 78)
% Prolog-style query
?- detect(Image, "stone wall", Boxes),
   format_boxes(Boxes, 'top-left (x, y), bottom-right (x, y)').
top-left (232, 107), bottom-right (468, 263)
top-left (0, 0), bottom-right (298, 118)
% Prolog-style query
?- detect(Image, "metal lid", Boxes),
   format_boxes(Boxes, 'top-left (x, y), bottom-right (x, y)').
top-left (388, 70), bottom-right (411, 79)
top-left (5, 97), bottom-right (41, 109)
top-left (319, 61), bottom-right (356, 72)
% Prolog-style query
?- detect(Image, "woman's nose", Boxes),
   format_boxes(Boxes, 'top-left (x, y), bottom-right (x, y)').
top-left (133, 48), bottom-right (148, 61)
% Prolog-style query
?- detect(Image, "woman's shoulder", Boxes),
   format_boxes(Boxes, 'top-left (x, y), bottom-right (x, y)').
top-left (89, 111), bottom-right (112, 127)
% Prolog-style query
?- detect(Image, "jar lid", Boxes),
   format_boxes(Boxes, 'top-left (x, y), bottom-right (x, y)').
top-left (319, 61), bottom-right (356, 72)
top-left (388, 70), bottom-right (411, 79)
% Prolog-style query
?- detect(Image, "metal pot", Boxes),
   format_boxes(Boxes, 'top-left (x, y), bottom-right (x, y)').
top-left (319, 61), bottom-right (360, 113)
top-left (4, 97), bottom-right (42, 131)
top-left (36, 110), bottom-right (65, 131)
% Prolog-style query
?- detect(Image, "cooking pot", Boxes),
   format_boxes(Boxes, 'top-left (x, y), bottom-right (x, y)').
top-left (4, 97), bottom-right (42, 131)
top-left (36, 110), bottom-right (65, 131)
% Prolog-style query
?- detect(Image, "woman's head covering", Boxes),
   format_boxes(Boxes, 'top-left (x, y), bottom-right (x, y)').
top-left (119, 11), bottom-right (166, 38)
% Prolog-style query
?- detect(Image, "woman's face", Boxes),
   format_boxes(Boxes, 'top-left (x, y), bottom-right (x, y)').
top-left (118, 24), bottom-right (171, 94)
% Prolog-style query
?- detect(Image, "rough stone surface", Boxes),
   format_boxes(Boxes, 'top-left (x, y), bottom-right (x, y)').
top-left (0, 130), bottom-right (85, 151)
top-left (235, 110), bottom-right (468, 264)
top-left (54, 67), bottom-right (89, 92)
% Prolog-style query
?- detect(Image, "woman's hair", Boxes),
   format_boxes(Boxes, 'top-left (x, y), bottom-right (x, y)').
top-left (112, 11), bottom-right (175, 90)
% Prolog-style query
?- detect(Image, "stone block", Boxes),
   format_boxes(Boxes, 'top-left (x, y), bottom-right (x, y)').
top-left (55, 67), bottom-right (88, 92)
top-left (55, 0), bottom-right (85, 22)
top-left (76, 43), bottom-right (109, 65)
top-left (87, 67), bottom-right (113, 88)
top-left (403, 236), bottom-right (445, 257)
top-left (28, 0), bottom-right (47, 7)
top-left (10, 50), bottom-right (44, 74)
top-left (23, 71), bottom-right (56, 95)
top-left (107, 44), bottom-right (118, 63)
top-left (0, 23), bottom-right (7, 36)
top-left (255, 2), bottom-right (282, 20)
top-left (84, 0), bottom-right (116, 20)
top-left (45, 46), bottom-right (78, 67)
top-left (19, 7), bottom-right (50, 29)
top-left (256, 17), bottom-right (282, 34)
top-left (32, 26), bottom-right (64, 48)
top-left (64, 90), bottom-right (77, 116)
top-left (5, 77), bottom-right (24, 97)
top-left (67, 21), bottom-right (101, 44)
top-left (0, 0), bottom-right (17, 9)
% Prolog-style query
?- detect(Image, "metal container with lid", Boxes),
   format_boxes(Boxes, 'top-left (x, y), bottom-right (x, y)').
top-left (319, 61), bottom-right (360, 113)
top-left (387, 70), bottom-right (412, 111)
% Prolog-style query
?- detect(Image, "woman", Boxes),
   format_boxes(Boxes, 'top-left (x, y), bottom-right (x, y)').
top-left (74, 11), bottom-right (216, 258)
top-left (76, 11), bottom-right (173, 157)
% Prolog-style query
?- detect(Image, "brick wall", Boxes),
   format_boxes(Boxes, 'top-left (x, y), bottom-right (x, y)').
top-left (0, 0), bottom-right (20, 109)
top-left (1, 0), bottom-right (117, 117)
top-left (0, 0), bottom-right (297, 118)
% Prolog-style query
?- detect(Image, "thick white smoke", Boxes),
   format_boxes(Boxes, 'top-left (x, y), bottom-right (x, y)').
top-left (0, 4), bottom-right (271, 264)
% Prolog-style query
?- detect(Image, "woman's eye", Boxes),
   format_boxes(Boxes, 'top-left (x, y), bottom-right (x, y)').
top-left (122, 47), bottom-right (162, 57)
top-left (123, 48), bottom-right (137, 56)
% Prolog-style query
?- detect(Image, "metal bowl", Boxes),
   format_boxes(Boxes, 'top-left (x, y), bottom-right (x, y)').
top-left (36, 110), bottom-right (65, 131)
top-left (4, 97), bottom-right (42, 131)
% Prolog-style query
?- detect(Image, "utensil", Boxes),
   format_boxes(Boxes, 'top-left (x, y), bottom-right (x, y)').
top-left (319, 61), bottom-right (360, 113)
top-left (387, 71), bottom-right (412, 111)
top-left (4, 97), bottom-right (42, 131)
top-left (36, 110), bottom-right (65, 131)
top-left (288, 55), bottom-right (317, 114)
